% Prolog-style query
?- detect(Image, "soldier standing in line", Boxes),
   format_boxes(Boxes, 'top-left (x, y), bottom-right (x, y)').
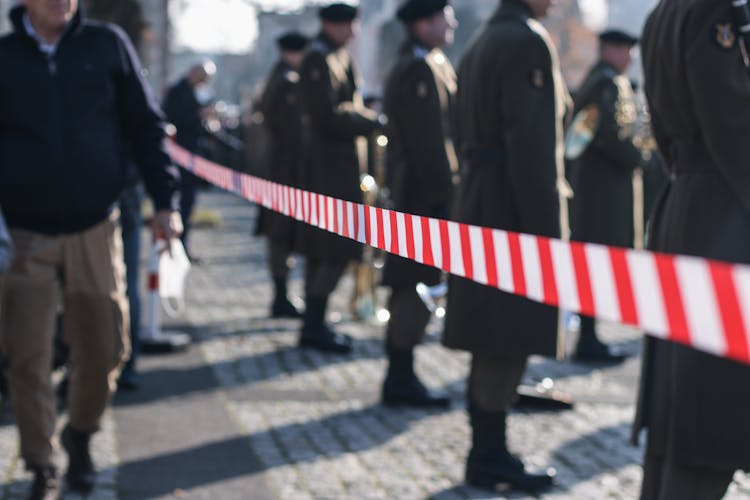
top-left (257, 32), bottom-right (309, 319)
top-left (296, 3), bottom-right (382, 353)
top-left (567, 29), bottom-right (641, 364)
top-left (634, 1), bottom-right (750, 498)
top-left (379, 0), bottom-right (457, 408)
top-left (442, 0), bottom-right (568, 493)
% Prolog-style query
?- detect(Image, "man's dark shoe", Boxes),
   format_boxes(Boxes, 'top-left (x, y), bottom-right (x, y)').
top-left (466, 449), bottom-right (555, 493)
top-left (467, 405), bottom-right (555, 494)
top-left (515, 384), bottom-right (574, 411)
top-left (26, 464), bottom-right (60, 500)
top-left (271, 296), bottom-right (303, 319)
top-left (382, 376), bottom-right (451, 408)
top-left (61, 425), bottom-right (96, 495)
top-left (299, 324), bottom-right (353, 353)
top-left (117, 369), bottom-right (140, 391)
top-left (382, 347), bottom-right (450, 408)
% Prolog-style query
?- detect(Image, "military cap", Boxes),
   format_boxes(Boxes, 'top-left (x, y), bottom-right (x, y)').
top-left (397, 0), bottom-right (448, 23)
top-left (277, 32), bottom-right (309, 51)
top-left (599, 29), bottom-right (639, 46)
top-left (318, 3), bottom-right (359, 22)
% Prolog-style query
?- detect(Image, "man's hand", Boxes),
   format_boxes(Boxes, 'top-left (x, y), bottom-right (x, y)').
top-left (152, 210), bottom-right (183, 241)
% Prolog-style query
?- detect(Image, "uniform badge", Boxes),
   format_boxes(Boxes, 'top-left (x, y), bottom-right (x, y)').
top-left (416, 81), bottom-right (428, 98)
top-left (714, 22), bottom-right (737, 50)
top-left (530, 68), bottom-right (545, 89)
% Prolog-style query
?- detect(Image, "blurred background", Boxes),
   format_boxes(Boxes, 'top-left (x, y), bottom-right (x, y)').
top-left (0, 0), bottom-right (655, 99)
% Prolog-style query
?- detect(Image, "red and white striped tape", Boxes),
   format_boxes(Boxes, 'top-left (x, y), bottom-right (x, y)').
top-left (167, 140), bottom-right (750, 365)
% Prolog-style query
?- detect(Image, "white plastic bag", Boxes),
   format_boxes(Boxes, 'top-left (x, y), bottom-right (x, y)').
top-left (157, 239), bottom-right (191, 317)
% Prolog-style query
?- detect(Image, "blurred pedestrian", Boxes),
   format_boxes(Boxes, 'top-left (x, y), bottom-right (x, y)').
top-left (634, 1), bottom-right (750, 498)
top-left (380, 0), bottom-right (458, 408)
top-left (443, 0), bottom-right (569, 493)
top-left (257, 32), bottom-right (309, 319)
top-left (296, 3), bottom-right (382, 353)
top-left (87, 0), bottom-right (151, 390)
top-left (567, 29), bottom-right (642, 364)
top-left (0, 1), bottom-right (181, 498)
top-left (164, 60), bottom-right (216, 260)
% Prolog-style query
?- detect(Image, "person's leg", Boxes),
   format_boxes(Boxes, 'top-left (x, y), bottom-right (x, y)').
top-left (299, 259), bottom-right (350, 353)
top-left (382, 287), bottom-right (448, 407)
top-left (465, 355), bottom-right (555, 494)
top-left (268, 240), bottom-right (300, 318)
top-left (179, 173), bottom-right (198, 256)
top-left (61, 212), bottom-right (130, 494)
top-left (574, 315), bottom-right (626, 363)
top-left (119, 184), bottom-right (143, 387)
top-left (0, 229), bottom-right (62, 468)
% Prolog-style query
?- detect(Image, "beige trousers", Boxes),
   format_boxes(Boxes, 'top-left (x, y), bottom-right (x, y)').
top-left (0, 211), bottom-right (130, 466)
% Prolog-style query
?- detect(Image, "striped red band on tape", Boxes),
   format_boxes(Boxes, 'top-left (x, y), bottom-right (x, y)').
top-left (166, 140), bottom-right (750, 366)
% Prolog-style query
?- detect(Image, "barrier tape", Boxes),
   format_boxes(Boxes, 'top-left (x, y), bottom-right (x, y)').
top-left (167, 139), bottom-right (750, 366)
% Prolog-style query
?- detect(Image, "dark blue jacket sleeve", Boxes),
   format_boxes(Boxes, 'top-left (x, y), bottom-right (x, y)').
top-left (111, 26), bottom-right (180, 212)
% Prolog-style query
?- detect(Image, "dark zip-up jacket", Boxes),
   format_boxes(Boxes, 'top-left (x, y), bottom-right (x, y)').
top-left (0, 6), bottom-right (179, 235)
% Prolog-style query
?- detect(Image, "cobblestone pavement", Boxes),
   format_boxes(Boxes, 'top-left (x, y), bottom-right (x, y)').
top-left (2, 189), bottom-right (749, 499)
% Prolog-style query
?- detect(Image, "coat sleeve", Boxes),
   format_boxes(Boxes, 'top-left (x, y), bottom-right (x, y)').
top-left (392, 61), bottom-right (454, 210)
top-left (684, 4), bottom-right (750, 212)
top-left (299, 51), bottom-right (379, 140)
top-left (501, 34), bottom-right (561, 238)
top-left (110, 26), bottom-right (180, 212)
top-left (590, 79), bottom-right (643, 171)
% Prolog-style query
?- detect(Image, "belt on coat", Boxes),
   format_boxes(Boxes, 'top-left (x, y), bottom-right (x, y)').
top-left (461, 146), bottom-right (506, 168)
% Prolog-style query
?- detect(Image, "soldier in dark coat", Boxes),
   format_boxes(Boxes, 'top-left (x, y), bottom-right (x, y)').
top-left (442, 0), bottom-right (568, 493)
top-left (568, 30), bottom-right (641, 363)
top-left (296, 4), bottom-right (381, 353)
top-left (257, 32), bottom-right (309, 319)
top-left (635, 1), bottom-right (750, 498)
top-left (379, 0), bottom-right (458, 407)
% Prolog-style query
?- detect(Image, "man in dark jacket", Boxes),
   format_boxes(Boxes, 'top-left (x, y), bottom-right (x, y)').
top-left (380, 0), bottom-right (457, 408)
top-left (163, 60), bottom-right (216, 258)
top-left (296, 3), bottom-right (381, 353)
top-left (635, 1), bottom-right (750, 498)
top-left (0, 1), bottom-right (181, 498)
top-left (258, 32), bottom-right (308, 318)
top-left (567, 29), bottom-right (642, 363)
top-left (443, 0), bottom-right (568, 493)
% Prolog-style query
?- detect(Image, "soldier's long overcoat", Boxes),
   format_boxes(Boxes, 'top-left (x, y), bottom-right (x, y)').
top-left (381, 40), bottom-right (458, 290)
top-left (296, 34), bottom-right (379, 263)
top-left (443, 0), bottom-right (570, 359)
top-left (634, 0), bottom-right (750, 471)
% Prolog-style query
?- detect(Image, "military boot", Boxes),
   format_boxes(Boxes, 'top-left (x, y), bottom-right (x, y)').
top-left (382, 346), bottom-right (450, 408)
top-left (271, 278), bottom-right (303, 319)
top-left (465, 404), bottom-right (555, 493)
top-left (574, 316), bottom-right (626, 364)
top-left (298, 296), bottom-right (352, 353)
top-left (26, 464), bottom-right (60, 500)
top-left (61, 424), bottom-right (96, 495)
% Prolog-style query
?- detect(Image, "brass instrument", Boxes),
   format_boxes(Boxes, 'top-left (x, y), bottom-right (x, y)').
top-left (350, 132), bottom-right (390, 323)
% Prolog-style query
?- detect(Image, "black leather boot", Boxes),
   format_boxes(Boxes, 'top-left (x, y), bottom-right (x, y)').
top-left (382, 346), bottom-right (450, 408)
top-left (465, 404), bottom-right (555, 493)
top-left (61, 424), bottom-right (96, 495)
top-left (26, 463), bottom-right (60, 500)
top-left (299, 296), bottom-right (352, 353)
top-left (271, 278), bottom-right (302, 319)
top-left (574, 316), bottom-right (626, 363)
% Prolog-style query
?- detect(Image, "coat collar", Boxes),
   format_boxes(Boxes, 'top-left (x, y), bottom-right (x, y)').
top-left (10, 5), bottom-right (84, 47)
top-left (491, 0), bottom-right (534, 23)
